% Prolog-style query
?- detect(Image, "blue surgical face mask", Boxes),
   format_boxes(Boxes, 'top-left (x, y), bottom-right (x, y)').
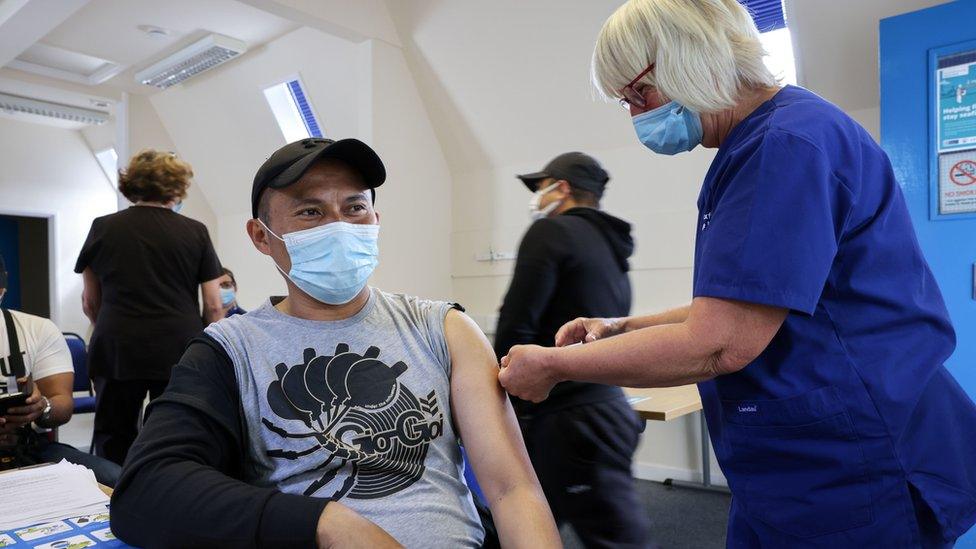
top-left (632, 101), bottom-right (703, 155)
top-left (219, 287), bottom-right (236, 307)
top-left (260, 220), bottom-right (380, 305)
top-left (172, 201), bottom-right (184, 214)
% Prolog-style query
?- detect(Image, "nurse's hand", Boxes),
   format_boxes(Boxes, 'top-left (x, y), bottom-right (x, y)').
top-left (554, 317), bottom-right (625, 347)
top-left (498, 345), bottom-right (560, 403)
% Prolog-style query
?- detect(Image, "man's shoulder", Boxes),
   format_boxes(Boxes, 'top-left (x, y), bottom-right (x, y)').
top-left (373, 289), bottom-right (459, 318)
top-left (6, 310), bottom-right (60, 340)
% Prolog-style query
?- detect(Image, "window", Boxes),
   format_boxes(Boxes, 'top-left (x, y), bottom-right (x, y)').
top-left (740, 0), bottom-right (797, 85)
top-left (760, 27), bottom-right (797, 86)
top-left (263, 77), bottom-right (323, 143)
top-left (94, 147), bottom-right (118, 186)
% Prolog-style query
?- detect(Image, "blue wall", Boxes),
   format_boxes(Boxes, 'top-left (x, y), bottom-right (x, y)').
top-left (880, 1), bottom-right (976, 546)
top-left (0, 216), bottom-right (21, 311)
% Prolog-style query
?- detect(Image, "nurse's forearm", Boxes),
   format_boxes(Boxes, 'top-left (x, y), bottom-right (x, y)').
top-left (552, 322), bottom-right (721, 388)
top-left (621, 304), bottom-right (692, 332)
top-left (549, 298), bottom-right (787, 388)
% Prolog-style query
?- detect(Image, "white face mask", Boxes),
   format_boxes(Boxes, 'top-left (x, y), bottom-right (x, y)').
top-left (528, 181), bottom-right (562, 221)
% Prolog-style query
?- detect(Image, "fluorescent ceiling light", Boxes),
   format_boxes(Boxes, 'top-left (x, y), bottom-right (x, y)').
top-left (0, 92), bottom-right (108, 125)
top-left (135, 33), bottom-right (246, 89)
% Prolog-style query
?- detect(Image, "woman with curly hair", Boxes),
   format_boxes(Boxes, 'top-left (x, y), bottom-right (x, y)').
top-left (75, 149), bottom-right (224, 465)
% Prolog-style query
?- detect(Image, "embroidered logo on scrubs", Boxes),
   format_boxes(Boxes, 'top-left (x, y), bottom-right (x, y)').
top-left (701, 211), bottom-right (712, 231)
top-left (261, 344), bottom-right (444, 500)
top-left (737, 405), bottom-right (758, 413)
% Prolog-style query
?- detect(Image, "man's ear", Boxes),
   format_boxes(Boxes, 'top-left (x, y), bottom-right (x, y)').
top-left (557, 180), bottom-right (573, 196)
top-left (373, 210), bottom-right (381, 224)
top-left (246, 219), bottom-right (273, 256)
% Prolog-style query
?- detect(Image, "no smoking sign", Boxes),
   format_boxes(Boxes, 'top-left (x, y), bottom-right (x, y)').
top-left (950, 160), bottom-right (976, 186)
top-left (939, 150), bottom-right (976, 214)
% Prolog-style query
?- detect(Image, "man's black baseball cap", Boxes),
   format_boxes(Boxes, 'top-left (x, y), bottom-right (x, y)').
top-left (517, 152), bottom-right (610, 198)
top-left (251, 138), bottom-right (386, 218)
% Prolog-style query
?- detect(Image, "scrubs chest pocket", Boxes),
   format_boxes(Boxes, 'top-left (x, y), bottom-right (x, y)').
top-left (723, 386), bottom-right (874, 539)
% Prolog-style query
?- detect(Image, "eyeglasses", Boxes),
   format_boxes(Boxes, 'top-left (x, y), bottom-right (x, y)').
top-left (618, 62), bottom-right (655, 110)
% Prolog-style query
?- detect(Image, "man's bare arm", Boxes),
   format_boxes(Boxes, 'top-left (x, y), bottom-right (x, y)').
top-left (446, 310), bottom-right (561, 548)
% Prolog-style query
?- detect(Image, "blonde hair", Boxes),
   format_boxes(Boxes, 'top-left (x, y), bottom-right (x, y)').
top-left (118, 149), bottom-right (192, 203)
top-left (591, 0), bottom-right (776, 112)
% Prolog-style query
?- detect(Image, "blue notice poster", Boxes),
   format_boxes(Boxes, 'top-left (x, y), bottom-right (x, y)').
top-left (938, 50), bottom-right (976, 152)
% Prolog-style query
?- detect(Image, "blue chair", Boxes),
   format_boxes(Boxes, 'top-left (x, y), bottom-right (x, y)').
top-left (63, 333), bottom-right (95, 414)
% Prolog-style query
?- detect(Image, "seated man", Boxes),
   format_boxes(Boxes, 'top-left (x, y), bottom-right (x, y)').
top-left (111, 138), bottom-right (561, 548)
top-left (0, 254), bottom-right (121, 486)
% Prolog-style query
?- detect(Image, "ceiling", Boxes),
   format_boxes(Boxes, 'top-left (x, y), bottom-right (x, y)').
top-left (0, 0), bottom-right (298, 125)
top-left (387, 0), bottom-right (955, 174)
top-left (387, 0), bottom-right (631, 174)
top-left (35, 0), bottom-right (297, 93)
top-left (0, 0), bottom-right (957, 156)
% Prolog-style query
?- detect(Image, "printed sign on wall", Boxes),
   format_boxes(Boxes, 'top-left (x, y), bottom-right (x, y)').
top-left (938, 50), bottom-right (976, 152)
top-left (934, 48), bottom-right (976, 216)
top-left (938, 149), bottom-right (976, 214)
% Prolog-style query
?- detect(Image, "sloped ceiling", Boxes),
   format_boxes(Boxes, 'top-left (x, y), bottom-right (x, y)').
top-left (386, 0), bottom-right (632, 174)
top-left (387, 0), bottom-right (954, 175)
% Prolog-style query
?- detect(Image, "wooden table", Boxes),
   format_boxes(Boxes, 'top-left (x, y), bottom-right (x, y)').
top-left (625, 385), bottom-right (728, 493)
top-left (625, 385), bottom-right (702, 421)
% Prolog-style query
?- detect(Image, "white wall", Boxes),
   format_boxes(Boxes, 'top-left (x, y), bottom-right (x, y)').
top-left (127, 94), bottom-right (219, 236)
top-left (0, 117), bottom-right (116, 334)
top-left (362, 39), bottom-right (453, 300)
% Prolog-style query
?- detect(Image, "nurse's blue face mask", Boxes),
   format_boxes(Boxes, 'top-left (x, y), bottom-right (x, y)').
top-left (259, 220), bottom-right (380, 305)
top-left (618, 61), bottom-right (702, 155)
top-left (632, 101), bottom-right (703, 155)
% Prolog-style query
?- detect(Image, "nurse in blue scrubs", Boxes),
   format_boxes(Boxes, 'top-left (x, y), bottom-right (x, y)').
top-left (498, 1), bottom-right (976, 547)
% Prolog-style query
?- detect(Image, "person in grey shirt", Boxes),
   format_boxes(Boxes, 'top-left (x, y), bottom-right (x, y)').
top-left (110, 138), bottom-right (561, 549)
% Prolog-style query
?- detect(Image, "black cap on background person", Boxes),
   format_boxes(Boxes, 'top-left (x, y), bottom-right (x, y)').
top-left (251, 138), bottom-right (386, 219)
top-left (517, 152), bottom-right (610, 198)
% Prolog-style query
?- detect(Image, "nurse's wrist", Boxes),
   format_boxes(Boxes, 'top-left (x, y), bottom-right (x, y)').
top-left (614, 316), bottom-right (634, 334)
top-left (547, 345), bottom-right (570, 384)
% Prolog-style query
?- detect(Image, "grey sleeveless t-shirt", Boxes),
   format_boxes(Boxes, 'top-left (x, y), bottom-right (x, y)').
top-left (205, 288), bottom-right (484, 548)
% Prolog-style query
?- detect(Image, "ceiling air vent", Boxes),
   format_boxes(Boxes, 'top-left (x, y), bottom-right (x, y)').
top-left (0, 92), bottom-right (109, 125)
top-left (135, 33), bottom-right (246, 89)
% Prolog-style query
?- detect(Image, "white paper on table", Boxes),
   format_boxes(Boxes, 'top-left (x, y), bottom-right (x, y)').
top-left (0, 461), bottom-right (109, 530)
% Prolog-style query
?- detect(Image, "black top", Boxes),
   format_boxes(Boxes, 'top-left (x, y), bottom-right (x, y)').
top-left (225, 305), bottom-right (247, 318)
top-left (110, 335), bottom-right (329, 548)
top-left (75, 206), bottom-right (222, 380)
top-left (494, 208), bottom-right (634, 415)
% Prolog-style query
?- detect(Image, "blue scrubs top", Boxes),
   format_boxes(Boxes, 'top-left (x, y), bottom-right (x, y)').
top-left (694, 86), bottom-right (976, 546)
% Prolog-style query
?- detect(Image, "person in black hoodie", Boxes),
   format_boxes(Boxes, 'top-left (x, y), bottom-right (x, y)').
top-left (494, 152), bottom-right (653, 547)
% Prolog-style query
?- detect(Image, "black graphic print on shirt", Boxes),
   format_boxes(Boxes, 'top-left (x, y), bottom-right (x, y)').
top-left (262, 344), bottom-right (445, 499)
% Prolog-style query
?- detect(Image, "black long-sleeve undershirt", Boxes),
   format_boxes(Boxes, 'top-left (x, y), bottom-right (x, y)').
top-left (110, 335), bottom-right (329, 548)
